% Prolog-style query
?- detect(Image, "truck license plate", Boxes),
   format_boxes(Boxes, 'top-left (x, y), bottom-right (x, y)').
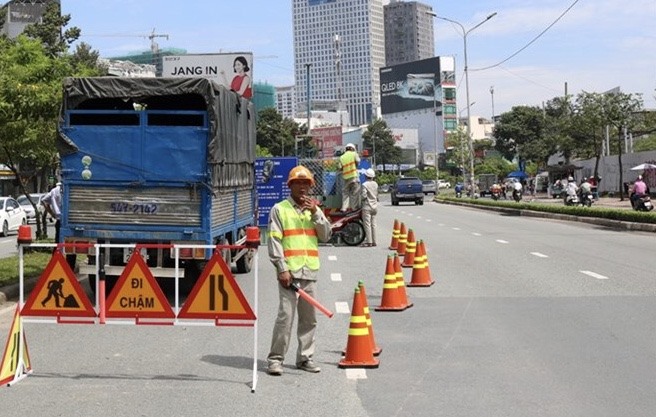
top-left (123, 247), bottom-right (148, 263)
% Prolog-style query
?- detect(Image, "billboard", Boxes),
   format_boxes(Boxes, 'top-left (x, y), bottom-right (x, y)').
top-left (380, 57), bottom-right (441, 115)
top-left (310, 126), bottom-right (343, 158)
top-left (161, 53), bottom-right (254, 99)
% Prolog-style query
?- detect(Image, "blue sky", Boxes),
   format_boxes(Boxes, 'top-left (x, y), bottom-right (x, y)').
top-left (59, 0), bottom-right (655, 118)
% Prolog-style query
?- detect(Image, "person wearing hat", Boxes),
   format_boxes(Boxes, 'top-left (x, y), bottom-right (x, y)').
top-left (266, 165), bottom-right (332, 376)
top-left (338, 143), bottom-right (361, 211)
top-left (360, 168), bottom-right (379, 247)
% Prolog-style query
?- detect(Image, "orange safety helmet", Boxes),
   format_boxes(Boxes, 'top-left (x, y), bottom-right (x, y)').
top-left (287, 165), bottom-right (315, 186)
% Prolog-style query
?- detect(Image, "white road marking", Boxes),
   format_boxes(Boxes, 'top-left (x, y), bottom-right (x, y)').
top-left (416, 216), bottom-right (422, 219)
top-left (437, 223), bottom-right (444, 226)
top-left (452, 227), bottom-right (460, 231)
top-left (345, 368), bottom-right (368, 379)
top-left (496, 239), bottom-right (509, 244)
top-left (331, 273), bottom-right (342, 282)
top-left (425, 219), bottom-right (432, 222)
top-left (472, 232), bottom-right (481, 236)
top-left (580, 270), bottom-right (609, 280)
top-left (335, 302), bottom-right (350, 314)
top-left (531, 252), bottom-right (549, 258)
top-left (328, 255), bottom-right (337, 261)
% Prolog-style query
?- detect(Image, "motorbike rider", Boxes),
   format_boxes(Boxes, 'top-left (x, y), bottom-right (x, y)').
top-left (630, 175), bottom-right (648, 208)
top-left (454, 183), bottom-right (464, 197)
top-left (565, 176), bottom-right (579, 203)
top-left (579, 177), bottom-right (592, 196)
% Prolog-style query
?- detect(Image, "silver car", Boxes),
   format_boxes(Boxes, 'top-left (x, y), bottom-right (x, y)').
top-left (422, 180), bottom-right (437, 195)
top-left (16, 193), bottom-right (47, 223)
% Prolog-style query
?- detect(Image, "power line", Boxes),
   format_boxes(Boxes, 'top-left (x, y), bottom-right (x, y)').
top-left (471, 0), bottom-right (582, 72)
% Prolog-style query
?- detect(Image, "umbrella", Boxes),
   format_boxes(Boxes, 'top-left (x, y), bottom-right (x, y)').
top-left (630, 163), bottom-right (656, 171)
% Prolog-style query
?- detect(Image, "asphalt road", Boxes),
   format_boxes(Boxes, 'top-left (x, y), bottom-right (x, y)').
top-left (1, 195), bottom-right (655, 417)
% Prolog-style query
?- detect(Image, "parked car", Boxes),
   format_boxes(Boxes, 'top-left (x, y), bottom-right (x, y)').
top-left (437, 179), bottom-right (451, 189)
top-left (0, 196), bottom-right (27, 236)
top-left (422, 180), bottom-right (437, 195)
top-left (16, 193), bottom-right (47, 223)
top-left (391, 177), bottom-right (424, 205)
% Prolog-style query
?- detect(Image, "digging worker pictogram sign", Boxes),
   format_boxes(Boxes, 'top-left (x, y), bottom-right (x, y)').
top-left (178, 251), bottom-right (255, 321)
top-left (21, 251), bottom-right (96, 318)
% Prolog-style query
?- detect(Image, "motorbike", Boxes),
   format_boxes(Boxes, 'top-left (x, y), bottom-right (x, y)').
top-left (580, 191), bottom-right (594, 207)
top-left (632, 195), bottom-right (654, 212)
top-left (324, 208), bottom-right (366, 246)
top-left (512, 189), bottom-right (522, 202)
top-left (564, 194), bottom-right (580, 206)
top-left (490, 189), bottom-right (502, 201)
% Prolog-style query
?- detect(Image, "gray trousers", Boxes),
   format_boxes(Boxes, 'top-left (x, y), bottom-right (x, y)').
top-left (362, 208), bottom-right (377, 245)
top-left (267, 279), bottom-right (318, 366)
top-left (341, 178), bottom-right (361, 211)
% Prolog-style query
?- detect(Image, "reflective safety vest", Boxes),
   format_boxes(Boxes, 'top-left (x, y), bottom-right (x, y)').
top-left (276, 200), bottom-right (320, 271)
top-left (340, 151), bottom-right (358, 180)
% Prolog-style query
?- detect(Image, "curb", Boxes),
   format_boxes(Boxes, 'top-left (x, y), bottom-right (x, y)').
top-left (0, 277), bottom-right (39, 308)
top-left (436, 200), bottom-right (656, 233)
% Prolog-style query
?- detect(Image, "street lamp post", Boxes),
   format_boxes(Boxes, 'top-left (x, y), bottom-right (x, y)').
top-left (490, 85), bottom-right (495, 121)
top-left (432, 81), bottom-right (439, 190)
top-left (428, 11), bottom-right (497, 198)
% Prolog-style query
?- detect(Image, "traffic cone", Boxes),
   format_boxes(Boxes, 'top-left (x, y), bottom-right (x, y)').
top-left (421, 240), bottom-right (435, 283)
top-left (407, 240), bottom-right (435, 287)
top-left (396, 223), bottom-right (408, 256)
top-left (388, 219), bottom-right (400, 250)
top-left (401, 229), bottom-right (416, 268)
top-left (375, 255), bottom-right (407, 311)
top-left (339, 287), bottom-right (380, 369)
top-left (394, 254), bottom-right (413, 309)
top-left (358, 280), bottom-right (382, 356)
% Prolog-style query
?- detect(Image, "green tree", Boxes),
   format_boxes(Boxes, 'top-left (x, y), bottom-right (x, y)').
top-left (256, 107), bottom-right (301, 157)
top-left (493, 105), bottom-right (549, 166)
top-left (445, 126), bottom-right (471, 182)
top-left (23, 1), bottom-right (80, 57)
top-left (602, 92), bottom-right (643, 200)
top-left (0, 36), bottom-right (72, 238)
top-left (362, 118), bottom-right (401, 172)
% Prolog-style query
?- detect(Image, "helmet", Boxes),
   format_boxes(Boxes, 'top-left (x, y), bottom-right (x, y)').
top-left (582, 177), bottom-right (587, 182)
top-left (345, 143), bottom-right (355, 150)
top-left (637, 175), bottom-right (643, 180)
top-left (287, 165), bottom-right (315, 186)
top-left (365, 168), bottom-right (375, 178)
top-left (568, 176), bottom-right (573, 181)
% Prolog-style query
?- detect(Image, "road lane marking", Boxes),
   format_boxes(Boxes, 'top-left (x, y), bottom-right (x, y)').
top-left (345, 368), bottom-right (368, 379)
top-left (531, 252), bottom-right (549, 258)
top-left (416, 216), bottom-right (422, 219)
top-left (438, 223), bottom-right (444, 226)
top-left (580, 270), bottom-right (609, 280)
top-left (496, 239), bottom-right (509, 244)
top-left (331, 273), bottom-right (342, 281)
top-left (472, 232), bottom-right (481, 236)
top-left (328, 255), bottom-right (337, 261)
top-left (452, 227), bottom-right (460, 231)
top-left (335, 302), bottom-right (350, 314)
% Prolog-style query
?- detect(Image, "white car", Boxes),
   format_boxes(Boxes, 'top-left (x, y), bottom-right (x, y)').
top-left (437, 180), bottom-right (451, 189)
top-left (0, 196), bottom-right (27, 236)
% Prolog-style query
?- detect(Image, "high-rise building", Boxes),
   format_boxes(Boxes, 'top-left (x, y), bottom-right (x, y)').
top-left (276, 85), bottom-right (296, 119)
top-left (383, 0), bottom-right (435, 66)
top-left (0, 0), bottom-right (59, 39)
top-left (292, 0), bottom-right (386, 127)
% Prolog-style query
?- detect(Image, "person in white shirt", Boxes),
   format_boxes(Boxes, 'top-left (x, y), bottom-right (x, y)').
top-left (360, 169), bottom-right (378, 247)
top-left (41, 182), bottom-right (62, 243)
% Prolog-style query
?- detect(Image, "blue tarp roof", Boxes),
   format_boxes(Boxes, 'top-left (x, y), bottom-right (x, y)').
top-left (507, 171), bottom-right (528, 179)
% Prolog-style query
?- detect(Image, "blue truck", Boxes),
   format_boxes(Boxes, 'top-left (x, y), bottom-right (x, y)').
top-left (57, 77), bottom-right (257, 293)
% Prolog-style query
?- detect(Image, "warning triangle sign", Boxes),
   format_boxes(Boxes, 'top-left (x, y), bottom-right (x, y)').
top-left (0, 306), bottom-right (32, 386)
top-left (105, 251), bottom-right (175, 319)
top-left (178, 252), bottom-right (256, 320)
top-left (21, 251), bottom-right (96, 318)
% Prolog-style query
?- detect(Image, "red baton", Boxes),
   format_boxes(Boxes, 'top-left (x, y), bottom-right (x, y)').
top-left (290, 283), bottom-right (334, 318)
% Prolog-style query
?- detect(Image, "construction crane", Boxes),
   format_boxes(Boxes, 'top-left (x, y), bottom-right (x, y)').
top-left (82, 28), bottom-right (169, 55)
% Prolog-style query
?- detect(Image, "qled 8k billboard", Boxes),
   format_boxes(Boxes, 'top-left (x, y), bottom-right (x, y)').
top-left (379, 57), bottom-right (441, 115)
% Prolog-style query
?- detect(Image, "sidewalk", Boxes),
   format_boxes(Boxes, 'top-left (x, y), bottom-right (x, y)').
top-left (529, 194), bottom-right (633, 210)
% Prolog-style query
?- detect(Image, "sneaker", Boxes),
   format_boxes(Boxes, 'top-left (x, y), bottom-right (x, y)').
top-left (267, 361), bottom-right (283, 376)
top-left (297, 360), bottom-right (321, 373)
